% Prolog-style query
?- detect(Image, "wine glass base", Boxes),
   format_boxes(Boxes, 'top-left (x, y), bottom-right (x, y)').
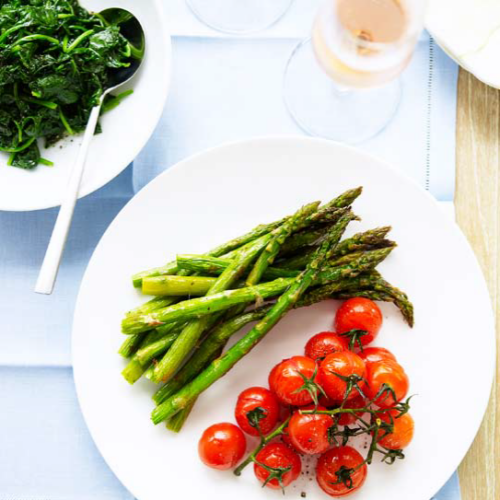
top-left (186, 0), bottom-right (294, 35)
top-left (283, 39), bottom-right (402, 144)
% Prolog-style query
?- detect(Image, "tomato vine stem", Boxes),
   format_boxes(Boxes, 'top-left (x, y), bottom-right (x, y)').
top-left (233, 416), bottom-right (291, 476)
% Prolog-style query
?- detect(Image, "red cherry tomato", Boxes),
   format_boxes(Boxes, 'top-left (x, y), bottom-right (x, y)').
top-left (287, 405), bottom-right (334, 455)
top-left (335, 395), bottom-right (368, 426)
top-left (335, 298), bottom-right (383, 346)
top-left (278, 410), bottom-right (301, 453)
top-left (319, 393), bottom-right (337, 408)
top-left (319, 351), bottom-right (366, 402)
top-left (198, 423), bottom-right (246, 470)
top-left (278, 404), bottom-right (292, 423)
top-left (305, 331), bottom-right (348, 361)
top-left (378, 410), bottom-right (415, 450)
top-left (269, 356), bottom-right (319, 406)
top-left (254, 442), bottom-right (302, 490)
top-left (357, 347), bottom-right (396, 366)
top-left (235, 387), bottom-right (280, 437)
top-left (316, 446), bottom-right (367, 497)
top-left (280, 425), bottom-right (301, 453)
top-left (366, 360), bottom-right (409, 408)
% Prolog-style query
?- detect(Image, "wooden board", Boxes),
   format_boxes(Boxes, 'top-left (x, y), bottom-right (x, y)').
top-left (456, 68), bottom-right (499, 500)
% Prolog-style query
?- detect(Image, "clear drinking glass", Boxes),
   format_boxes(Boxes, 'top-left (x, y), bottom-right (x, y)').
top-left (186, 0), bottom-right (293, 35)
top-left (284, 0), bottom-right (427, 143)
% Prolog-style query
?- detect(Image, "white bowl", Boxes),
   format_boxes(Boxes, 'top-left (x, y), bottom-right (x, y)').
top-left (0, 0), bottom-right (171, 211)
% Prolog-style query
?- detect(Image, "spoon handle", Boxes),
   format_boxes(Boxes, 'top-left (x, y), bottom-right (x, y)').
top-left (35, 104), bottom-right (101, 295)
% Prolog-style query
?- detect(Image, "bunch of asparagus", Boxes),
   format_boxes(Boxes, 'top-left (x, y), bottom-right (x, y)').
top-left (119, 187), bottom-right (414, 432)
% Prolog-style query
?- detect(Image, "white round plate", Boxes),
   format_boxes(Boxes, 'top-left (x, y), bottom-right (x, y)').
top-left (73, 137), bottom-right (495, 500)
top-left (0, 0), bottom-right (171, 211)
top-left (427, 0), bottom-right (500, 89)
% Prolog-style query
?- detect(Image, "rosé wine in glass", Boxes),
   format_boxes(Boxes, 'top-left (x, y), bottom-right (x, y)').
top-left (284, 0), bottom-right (427, 143)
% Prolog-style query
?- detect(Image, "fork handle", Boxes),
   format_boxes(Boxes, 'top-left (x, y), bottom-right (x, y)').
top-left (35, 104), bottom-right (101, 295)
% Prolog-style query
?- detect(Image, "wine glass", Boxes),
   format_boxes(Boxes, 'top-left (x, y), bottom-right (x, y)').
top-left (284, 0), bottom-right (427, 144)
top-left (186, 0), bottom-right (293, 35)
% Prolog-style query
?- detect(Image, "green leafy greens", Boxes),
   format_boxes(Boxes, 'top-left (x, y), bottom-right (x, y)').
top-left (0, 0), bottom-right (134, 169)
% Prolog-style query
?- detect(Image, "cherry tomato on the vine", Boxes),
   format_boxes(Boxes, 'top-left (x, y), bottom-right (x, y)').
top-left (335, 298), bottom-right (383, 346)
top-left (198, 423), bottom-right (246, 470)
top-left (319, 393), bottom-right (337, 408)
top-left (278, 403), bottom-right (292, 423)
top-left (254, 442), bottom-right (302, 490)
top-left (366, 360), bottom-right (409, 408)
top-left (319, 351), bottom-right (366, 402)
top-left (378, 410), bottom-right (415, 450)
top-left (269, 356), bottom-right (319, 406)
top-left (280, 424), bottom-right (298, 451)
top-left (287, 405), bottom-right (334, 455)
top-left (280, 416), bottom-right (301, 453)
top-left (357, 346), bottom-right (396, 366)
top-left (335, 394), bottom-right (368, 426)
top-left (305, 331), bottom-right (348, 361)
top-left (235, 386), bottom-right (280, 437)
top-left (316, 446), bottom-right (367, 497)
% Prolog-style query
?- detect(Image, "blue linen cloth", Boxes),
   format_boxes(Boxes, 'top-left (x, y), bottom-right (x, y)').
top-left (0, 2), bottom-right (460, 499)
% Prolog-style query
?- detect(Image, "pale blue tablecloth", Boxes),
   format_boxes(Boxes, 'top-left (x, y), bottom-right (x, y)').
top-left (0, 2), bottom-right (460, 499)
